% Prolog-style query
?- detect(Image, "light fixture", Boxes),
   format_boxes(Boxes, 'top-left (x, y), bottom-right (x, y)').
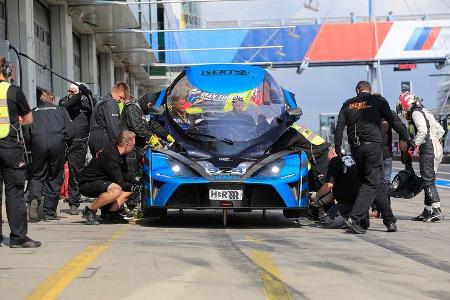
top-left (276, 49), bottom-right (287, 57)
top-left (288, 28), bottom-right (300, 39)
top-left (271, 166), bottom-right (280, 174)
top-left (112, 45), bottom-right (283, 53)
top-left (96, 25), bottom-right (296, 35)
top-left (304, 0), bottom-right (319, 12)
top-left (171, 165), bottom-right (181, 173)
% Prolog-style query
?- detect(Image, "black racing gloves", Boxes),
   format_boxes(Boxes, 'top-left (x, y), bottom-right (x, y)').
top-left (78, 84), bottom-right (92, 97)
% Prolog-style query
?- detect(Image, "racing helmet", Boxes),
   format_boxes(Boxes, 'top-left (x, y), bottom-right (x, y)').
top-left (398, 92), bottom-right (422, 113)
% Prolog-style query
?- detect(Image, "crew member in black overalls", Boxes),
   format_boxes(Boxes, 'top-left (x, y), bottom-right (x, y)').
top-left (89, 82), bottom-right (129, 154)
top-left (334, 81), bottom-right (412, 234)
top-left (26, 90), bottom-right (74, 221)
top-left (0, 56), bottom-right (40, 247)
top-left (59, 83), bottom-right (92, 215)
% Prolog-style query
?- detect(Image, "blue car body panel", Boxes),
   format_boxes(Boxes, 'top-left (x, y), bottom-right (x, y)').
top-left (143, 150), bottom-right (309, 209)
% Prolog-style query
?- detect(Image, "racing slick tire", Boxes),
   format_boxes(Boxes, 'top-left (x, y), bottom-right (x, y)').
top-left (143, 207), bottom-right (168, 218)
top-left (283, 208), bottom-right (307, 218)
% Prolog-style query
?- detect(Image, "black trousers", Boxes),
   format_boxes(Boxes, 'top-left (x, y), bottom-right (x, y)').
top-left (0, 145), bottom-right (28, 244)
top-left (28, 137), bottom-right (66, 216)
top-left (350, 142), bottom-right (383, 224)
top-left (373, 157), bottom-right (396, 225)
top-left (67, 140), bottom-right (88, 207)
top-left (419, 139), bottom-right (440, 205)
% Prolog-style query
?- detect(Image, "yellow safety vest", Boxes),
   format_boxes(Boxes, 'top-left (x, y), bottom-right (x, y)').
top-left (0, 81), bottom-right (11, 139)
top-left (118, 101), bottom-right (124, 114)
top-left (291, 124), bottom-right (325, 146)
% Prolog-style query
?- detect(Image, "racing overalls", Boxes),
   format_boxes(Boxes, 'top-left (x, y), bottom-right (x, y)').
top-left (410, 106), bottom-right (445, 206)
top-left (120, 98), bottom-right (173, 205)
top-left (59, 93), bottom-right (92, 207)
top-left (89, 93), bottom-right (121, 154)
top-left (25, 103), bottom-right (74, 217)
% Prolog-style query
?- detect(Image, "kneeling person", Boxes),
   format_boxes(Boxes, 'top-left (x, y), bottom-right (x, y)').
top-left (311, 146), bottom-right (364, 228)
top-left (79, 130), bottom-right (138, 224)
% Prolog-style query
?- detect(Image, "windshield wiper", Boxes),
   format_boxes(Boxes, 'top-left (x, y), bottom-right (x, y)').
top-left (186, 129), bottom-right (234, 145)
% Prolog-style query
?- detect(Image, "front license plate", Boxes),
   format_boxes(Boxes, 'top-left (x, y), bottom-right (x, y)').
top-left (209, 189), bottom-right (243, 201)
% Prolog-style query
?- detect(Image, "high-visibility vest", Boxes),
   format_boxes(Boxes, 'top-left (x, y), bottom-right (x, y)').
top-left (118, 101), bottom-right (124, 114)
top-left (291, 124), bottom-right (325, 146)
top-left (0, 81), bottom-right (11, 139)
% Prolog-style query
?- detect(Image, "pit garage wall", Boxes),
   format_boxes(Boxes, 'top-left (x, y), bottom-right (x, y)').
top-left (2, 0), bottom-right (143, 106)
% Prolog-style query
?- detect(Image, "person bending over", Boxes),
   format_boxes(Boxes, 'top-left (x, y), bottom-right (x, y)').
top-left (79, 130), bottom-right (139, 225)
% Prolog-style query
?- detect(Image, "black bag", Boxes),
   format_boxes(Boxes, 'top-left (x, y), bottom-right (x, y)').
top-left (390, 167), bottom-right (423, 199)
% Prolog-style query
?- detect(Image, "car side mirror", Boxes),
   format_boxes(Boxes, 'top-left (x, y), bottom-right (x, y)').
top-left (287, 107), bottom-right (303, 116)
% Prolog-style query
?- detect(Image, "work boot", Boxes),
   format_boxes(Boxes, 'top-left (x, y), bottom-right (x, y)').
top-left (69, 205), bottom-right (79, 215)
top-left (344, 217), bottom-right (366, 234)
top-left (323, 215), bottom-right (347, 229)
top-left (386, 223), bottom-right (398, 232)
top-left (411, 208), bottom-right (432, 221)
top-left (43, 214), bottom-right (59, 222)
top-left (10, 237), bottom-right (41, 248)
top-left (101, 211), bottom-right (128, 224)
top-left (28, 197), bottom-right (40, 223)
top-left (82, 206), bottom-right (99, 225)
top-left (424, 208), bottom-right (444, 223)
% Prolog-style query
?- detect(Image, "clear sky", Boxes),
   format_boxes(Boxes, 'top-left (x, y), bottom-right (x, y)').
top-left (201, 0), bottom-right (450, 131)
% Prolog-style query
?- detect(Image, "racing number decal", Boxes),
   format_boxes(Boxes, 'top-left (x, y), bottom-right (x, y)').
top-left (228, 191), bottom-right (239, 200)
top-left (210, 190), bottom-right (240, 200)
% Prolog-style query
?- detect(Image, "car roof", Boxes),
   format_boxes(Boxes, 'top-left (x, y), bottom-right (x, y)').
top-left (186, 64), bottom-right (265, 94)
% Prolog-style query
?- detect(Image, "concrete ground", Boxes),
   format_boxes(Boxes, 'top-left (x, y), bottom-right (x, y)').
top-left (1, 189), bottom-right (450, 300)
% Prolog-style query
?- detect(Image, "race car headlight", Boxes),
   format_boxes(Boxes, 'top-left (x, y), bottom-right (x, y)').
top-left (255, 160), bottom-right (285, 177)
top-left (167, 160), bottom-right (195, 177)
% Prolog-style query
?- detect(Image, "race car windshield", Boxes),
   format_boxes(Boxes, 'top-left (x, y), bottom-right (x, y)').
top-left (167, 73), bottom-right (286, 142)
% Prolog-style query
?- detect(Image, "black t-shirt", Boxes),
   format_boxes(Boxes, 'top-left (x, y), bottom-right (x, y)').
top-left (325, 156), bottom-right (360, 203)
top-left (0, 82), bottom-right (31, 148)
top-left (79, 144), bottom-right (133, 191)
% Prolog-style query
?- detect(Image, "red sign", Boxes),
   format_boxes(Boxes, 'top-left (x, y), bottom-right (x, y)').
top-left (394, 63), bottom-right (417, 71)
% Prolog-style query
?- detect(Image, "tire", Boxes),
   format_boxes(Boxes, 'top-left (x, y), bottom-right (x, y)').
top-left (283, 208), bottom-right (307, 218)
top-left (143, 207), bottom-right (167, 218)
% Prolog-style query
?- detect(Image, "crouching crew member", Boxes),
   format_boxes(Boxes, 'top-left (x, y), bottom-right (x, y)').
top-left (309, 145), bottom-right (366, 229)
top-left (25, 90), bottom-right (74, 222)
top-left (335, 81), bottom-right (411, 234)
top-left (0, 56), bottom-right (40, 248)
top-left (79, 130), bottom-right (139, 225)
top-left (398, 92), bottom-right (445, 222)
top-left (59, 83), bottom-right (93, 215)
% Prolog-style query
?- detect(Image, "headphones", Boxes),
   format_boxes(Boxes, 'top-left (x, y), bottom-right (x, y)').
top-left (1, 62), bottom-right (12, 78)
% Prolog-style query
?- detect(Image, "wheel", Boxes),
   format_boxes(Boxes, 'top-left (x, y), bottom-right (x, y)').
top-left (283, 208), bottom-right (307, 218)
top-left (143, 207), bottom-right (167, 218)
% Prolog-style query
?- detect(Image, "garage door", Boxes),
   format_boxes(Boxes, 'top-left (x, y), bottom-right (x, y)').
top-left (0, 0), bottom-right (6, 40)
top-left (34, 0), bottom-right (52, 91)
top-left (73, 33), bottom-right (81, 82)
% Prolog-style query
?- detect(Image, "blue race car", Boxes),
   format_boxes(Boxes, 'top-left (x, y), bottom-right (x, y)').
top-left (142, 64), bottom-right (309, 224)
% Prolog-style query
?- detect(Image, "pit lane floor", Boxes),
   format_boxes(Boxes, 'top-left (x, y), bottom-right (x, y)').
top-left (1, 189), bottom-right (450, 300)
